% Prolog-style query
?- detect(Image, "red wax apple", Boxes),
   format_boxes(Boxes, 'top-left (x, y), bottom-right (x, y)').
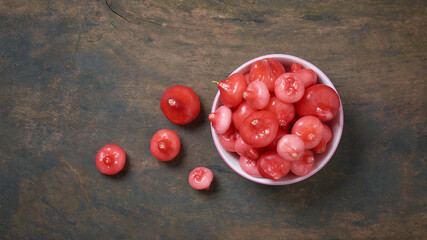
top-left (249, 58), bottom-right (285, 92)
top-left (214, 73), bottom-right (247, 108)
top-left (150, 129), bottom-right (181, 161)
top-left (296, 84), bottom-right (340, 121)
top-left (96, 144), bottom-right (126, 175)
top-left (189, 167), bottom-right (213, 190)
top-left (239, 111), bottom-right (279, 148)
top-left (257, 151), bottom-right (291, 180)
top-left (160, 85), bottom-right (200, 124)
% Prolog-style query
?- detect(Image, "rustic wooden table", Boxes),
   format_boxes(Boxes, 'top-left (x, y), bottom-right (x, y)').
top-left (1, 0), bottom-right (425, 239)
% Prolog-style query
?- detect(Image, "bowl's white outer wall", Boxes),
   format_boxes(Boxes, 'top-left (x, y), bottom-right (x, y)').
top-left (211, 54), bottom-right (344, 185)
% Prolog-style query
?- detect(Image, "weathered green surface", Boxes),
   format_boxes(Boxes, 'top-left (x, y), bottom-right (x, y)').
top-left (0, 0), bottom-right (426, 239)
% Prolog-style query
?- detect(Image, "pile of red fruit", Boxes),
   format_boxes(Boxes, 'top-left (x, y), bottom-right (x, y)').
top-left (209, 59), bottom-right (340, 181)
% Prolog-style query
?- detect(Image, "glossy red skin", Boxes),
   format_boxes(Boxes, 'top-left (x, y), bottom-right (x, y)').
top-left (249, 58), bottom-right (285, 92)
top-left (313, 124), bottom-right (333, 154)
top-left (267, 128), bottom-right (288, 150)
top-left (189, 167), bottom-right (213, 190)
top-left (291, 150), bottom-right (315, 176)
top-left (276, 134), bottom-right (305, 161)
top-left (235, 136), bottom-right (259, 159)
top-left (240, 111), bottom-right (279, 148)
top-left (150, 129), bottom-right (181, 161)
top-left (291, 62), bottom-right (302, 73)
top-left (292, 69), bottom-right (317, 88)
top-left (217, 73), bottom-right (247, 108)
top-left (218, 125), bottom-right (239, 152)
top-left (232, 100), bottom-right (256, 130)
top-left (296, 84), bottom-right (340, 121)
top-left (263, 96), bottom-right (295, 128)
top-left (160, 85), bottom-right (200, 125)
top-left (96, 144), bottom-right (126, 175)
top-left (243, 81), bottom-right (270, 109)
top-left (239, 155), bottom-right (262, 178)
top-left (257, 151), bottom-right (291, 180)
top-left (209, 106), bottom-right (232, 135)
top-left (291, 116), bottom-right (324, 149)
top-left (274, 73), bottom-right (305, 103)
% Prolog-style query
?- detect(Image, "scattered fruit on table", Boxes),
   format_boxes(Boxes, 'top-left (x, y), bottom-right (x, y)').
top-left (150, 129), bottom-right (181, 161)
top-left (189, 167), bottom-right (214, 190)
top-left (160, 85), bottom-right (200, 124)
top-left (96, 144), bottom-right (126, 175)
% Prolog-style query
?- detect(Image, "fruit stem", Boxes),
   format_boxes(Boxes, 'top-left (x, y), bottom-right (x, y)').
top-left (251, 119), bottom-right (258, 126)
top-left (263, 59), bottom-right (268, 63)
top-left (158, 141), bottom-right (167, 150)
top-left (212, 81), bottom-right (219, 85)
top-left (307, 157), bottom-right (314, 163)
top-left (243, 90), bottom-right (255, 100)
top-left (208, 113), bottom-right (215, 121)
top-left (168, 99), bottom-right (176, 107)
top-left (104, 156), bottom-right (112, 164)
top-left (292, 153), bottom-right (297, 158)
top-left (317, 107), bottom-right (333, 121)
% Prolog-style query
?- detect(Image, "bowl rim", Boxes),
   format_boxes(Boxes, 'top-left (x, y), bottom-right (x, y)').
top-left (211, 54), bottom-right (344, 185)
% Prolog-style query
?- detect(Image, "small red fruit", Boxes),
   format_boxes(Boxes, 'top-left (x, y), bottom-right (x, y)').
top-left (160, 85), bottom-right (200, 125)
top-left (249, 58), bottom-right (285, 92)
top-left (276, 134), bottom-right (305, 161)
top-left (214, 73), bottom-right (247, 108)
top-left (257, 151), bottom-right (291, 180)
top-left (239, 155), bottom-right (261, 178)
top-left (209, 106), bottom-right (232, 134)
top-left (150, 129), bottom-right (181, 161)
top-left (239, 111), bottom-right (279, 148)
top-left (291, 150), bottom-right (315, 176)
top-left (235, 136), bottom-right (259, 159)
top-left (296, 84), bottom-right (340, 121)
top-left (218, 125), bottom-right (239, 152)
top-left (292, 69), bottom-right (317, 88)
top-left (291, 62), bottom-right (302, 73)
top-left (189, 167), bottom-right (213, 190)
top-left (232, 101), bottom-right (256, 130)
top-left (291, 116), bottom-right (324, 149)
top-left (274, 73), bottom-right (305, 103)
top-left (96, 144), bottom-right (126, 175)
top-left (243, 80), bottom-right (270, 109)
top-left (264, 96), bottom-right (295, 128)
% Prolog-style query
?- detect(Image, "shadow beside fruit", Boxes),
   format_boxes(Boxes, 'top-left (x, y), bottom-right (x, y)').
top-left (162, 142), bottom-right (186, 168)
top-left (196, 176), bottom-right (219, 196)
top-left (104, 154), bottom-right (132, 180)
top-left (179, 102), bottom-right (207, 131)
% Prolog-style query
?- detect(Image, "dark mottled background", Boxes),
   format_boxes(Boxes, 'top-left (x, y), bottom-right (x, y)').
top-left (0, 0), bottom-right (426, 239)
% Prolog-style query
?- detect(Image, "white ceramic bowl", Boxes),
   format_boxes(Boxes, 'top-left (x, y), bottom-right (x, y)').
top-left (211, 54), bottom-right (344, 185)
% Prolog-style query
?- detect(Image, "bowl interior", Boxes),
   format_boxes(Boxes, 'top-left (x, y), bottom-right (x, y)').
top-left (211, 54), bottom-right (343, 185)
